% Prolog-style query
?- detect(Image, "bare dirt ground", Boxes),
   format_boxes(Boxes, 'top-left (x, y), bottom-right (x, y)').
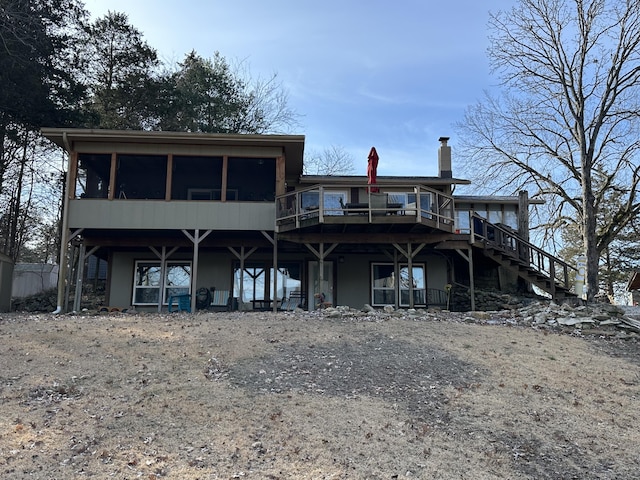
top-left (1, 308), bottom-right (639, 479)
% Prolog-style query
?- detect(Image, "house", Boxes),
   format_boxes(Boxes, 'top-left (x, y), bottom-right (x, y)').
top-left (41, 129), bottom-right (576, 313)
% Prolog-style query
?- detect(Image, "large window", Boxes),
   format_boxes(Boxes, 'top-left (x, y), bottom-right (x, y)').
top-left (171, 155), bottom-right (223, 200)
top-left (399, 265), bottom-right (426, 307)
top-left (116, 155), bottom-right (167, 199)
top-left (455, 203), bottom-right (518, 233)
top-left (384, 192), bottom-right (433, 217)
top-left (76, 154), bottom-right (111, 199)
top-left (233, 262), bottom-right (302, 306)
top-left (234, 265), bottom-right (266, 304)
top-left (372, 264), bottom-right (396, 305)
top-left (133, 261), bottom-right (191, 305)
top-left (371, 263), bottom-right (426, 307)
top-left (227, 157), bottom-right (276, 201)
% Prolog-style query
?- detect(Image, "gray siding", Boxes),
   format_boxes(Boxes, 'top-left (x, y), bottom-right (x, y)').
top-left (68, 200), bottom-right (276, 230)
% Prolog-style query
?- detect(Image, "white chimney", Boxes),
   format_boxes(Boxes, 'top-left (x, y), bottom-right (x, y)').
top-left (438, 137), bottom-right (452, 178)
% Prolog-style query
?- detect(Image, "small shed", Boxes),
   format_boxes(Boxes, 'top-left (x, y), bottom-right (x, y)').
top-left (0, 253), bottom-right (14, 312)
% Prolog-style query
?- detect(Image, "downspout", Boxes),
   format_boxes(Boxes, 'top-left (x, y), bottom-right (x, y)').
top-left (53, 132), bottom-right (72, 314)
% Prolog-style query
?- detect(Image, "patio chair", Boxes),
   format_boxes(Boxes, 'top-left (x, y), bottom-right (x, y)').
top-left (370, 193), bottom-right (388, 216)
top-left (168, 294), bottom-right (191, 313)
top-left (211, 289), bottom-right (230, 309)
top-left (280, 291), bottom-right (305, 311)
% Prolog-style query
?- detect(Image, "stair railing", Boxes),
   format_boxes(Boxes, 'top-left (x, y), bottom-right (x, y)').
top-left (470, 214), bottom-right (576, 294)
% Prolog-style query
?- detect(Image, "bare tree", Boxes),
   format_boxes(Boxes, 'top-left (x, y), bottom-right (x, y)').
top-left (303, 145), bottom-right (356, 175)
top-left (226, 57), bottom-right (301, 134)
top-left (456, 0), bottom-right (640, 301)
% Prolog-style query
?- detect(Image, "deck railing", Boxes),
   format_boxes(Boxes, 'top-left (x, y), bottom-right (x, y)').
top-left (276, 183), bottom-right (455, 230)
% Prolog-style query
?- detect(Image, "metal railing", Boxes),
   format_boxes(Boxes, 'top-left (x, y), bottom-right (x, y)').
top-left (276, 183), bottom-right (455, 230)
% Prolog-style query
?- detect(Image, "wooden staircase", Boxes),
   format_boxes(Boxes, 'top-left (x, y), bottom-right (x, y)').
top-left (470, 215), bottom-right (577, 299)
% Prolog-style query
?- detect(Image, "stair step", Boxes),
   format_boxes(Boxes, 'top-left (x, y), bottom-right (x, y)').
top-left (477, 240), bottom-right (575, 299)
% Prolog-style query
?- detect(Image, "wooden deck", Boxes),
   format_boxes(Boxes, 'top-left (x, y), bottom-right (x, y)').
top-left (276, 184), bottom-right (456, 234)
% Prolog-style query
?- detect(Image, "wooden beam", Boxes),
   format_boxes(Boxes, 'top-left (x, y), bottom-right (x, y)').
top-left (165, 154), bottom-right (173, 201)
top-left (276, 156), bottom-right (286, 196)
top-left (108, 152), bottom-right (117, 200)
top-left (69, 151), bottom-right (78, 200)
top-left (72, 242), bottom-right (86, 312)
top-left (273, 232), bottom-right (278, 312)
top-left (228, 245), bottom-right (258, 310)
top-left (182, 230), bottom-right (213, 312)
top-left (304, 242), bottom-right (338, 260)
top-left (456, 248), bottom-right (475, 311)
top-left (81, 235), bottom-right (274, 248)
top-left (221, 155), bottom-right (228, 202)
top-left (279, 232), bottom-right (458, 244)
top-left (148, 246), bottom-right (179, 312)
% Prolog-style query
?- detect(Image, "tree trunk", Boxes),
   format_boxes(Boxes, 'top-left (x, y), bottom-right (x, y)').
top-left (7, 132), bottom-right (28, 260)
top-left (582, 168), bottom-right (598, 301)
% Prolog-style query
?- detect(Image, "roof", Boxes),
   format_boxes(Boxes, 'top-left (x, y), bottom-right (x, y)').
top-left (41, 128), bottom-right (306, 177)
top-left (454, 195), bottom-right (545, 205)
top-left (300, 175), bottom-right (471, 186)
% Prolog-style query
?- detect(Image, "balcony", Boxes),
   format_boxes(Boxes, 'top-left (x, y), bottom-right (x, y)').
top-left (276, 183), bottom-right (455, 233)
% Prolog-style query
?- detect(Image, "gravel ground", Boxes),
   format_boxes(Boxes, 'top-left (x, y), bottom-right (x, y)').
top-left (1, 308), bottom-right (639, 479)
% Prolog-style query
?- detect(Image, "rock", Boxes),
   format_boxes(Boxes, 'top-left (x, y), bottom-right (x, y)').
top-left (470, 311), bottom-right (491, 320)
top-left (599, 319), bottom-right (621, 326)
top-left (556, 317), bottom-right (595, 326)
top-left (533, 313), bottom-right (548, 325)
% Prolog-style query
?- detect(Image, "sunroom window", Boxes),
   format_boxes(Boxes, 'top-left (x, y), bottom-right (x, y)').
top-left (76, 154), bottom-right (111, 198)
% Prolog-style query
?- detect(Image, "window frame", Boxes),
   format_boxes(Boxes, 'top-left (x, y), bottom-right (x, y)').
top-left (132, 260), bottom-right (192, 306)
top-left (371, 262), bottom-right (427, 307)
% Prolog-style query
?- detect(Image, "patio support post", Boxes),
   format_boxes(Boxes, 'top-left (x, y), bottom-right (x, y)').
top-left (319, 244), bottom-right (325, 309)
top-left (273, 233), bottom-right (278, 312)
top-left (73, 244), bottom-right (99, 312)
top-left (394, 250), bottom-right (400, 309)
top-left (407, 243), bottom-right (414, 309)
top-left (72, 243), bottom-right (85, 312)
top-left (392, 242), bottom-right (426, 309)
top-left (455, 248), bottom-right (476, 311)
top-left (149, 246), bottom-right (179, 312)
top-left (303, 242), bottom-right (338, 309)
top-left (261, 231), bottom-right (278, 312)
top-left (54, 135), bottom-right (74, 314)
top-left (468, 247), bottom-right (476, 311)
top-left (228, 246), bottom-right (258, 311)
top-left (63, 229), bottom-right (83, 313)
top-left (182, 229), bottom-right (212, 312)
top-left (240, 247), bottom-right (245, 310)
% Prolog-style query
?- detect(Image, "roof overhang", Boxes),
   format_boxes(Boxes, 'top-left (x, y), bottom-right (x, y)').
top-left (454, 195), bottom-right (545, 205)
top-left (299, 175), bottom-right (471, 186)
top-left (41, 128), bottom-right (306, 178)
top-left (627, 271), bottom-right (640, 291)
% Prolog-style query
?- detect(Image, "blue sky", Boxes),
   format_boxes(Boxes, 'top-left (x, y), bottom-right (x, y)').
top-left (84, 0), bottom-right (517, 177)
